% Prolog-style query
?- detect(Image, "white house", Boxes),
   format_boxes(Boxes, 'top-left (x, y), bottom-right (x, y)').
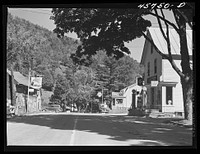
top-left (111, 82), bottom-right (143, 113)
top-left (140, 27), bottom-right (192, 115)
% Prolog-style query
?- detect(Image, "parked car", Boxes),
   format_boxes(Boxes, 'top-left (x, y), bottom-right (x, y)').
top-left (70, 104), bottom-right (78, 112)
top-left (44, 104), bottom-right (62, 113)
top-left (99, 104), bottom-right (110, 113)
top-left (7, 105), bottom-right (15, 117)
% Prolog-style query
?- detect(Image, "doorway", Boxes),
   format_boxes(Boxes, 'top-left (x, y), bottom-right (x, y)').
top-left (151, 87), bottom-right (155, 108)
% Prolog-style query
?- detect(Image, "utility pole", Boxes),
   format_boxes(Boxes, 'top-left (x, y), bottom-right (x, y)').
top-left (90, 92), bottom-right (92, 113)
top-left (27, 67), bottom-right (31, 113)
top-left (27, 57), bottom-right (33, 113)
top-left (102, 87), bottom-right (103, 104)
top-left (11, 65), bottom-right (16, 106)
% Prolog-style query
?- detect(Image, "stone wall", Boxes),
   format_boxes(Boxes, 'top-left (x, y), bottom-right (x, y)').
top-left (15, 92), bottom-right (41, 115)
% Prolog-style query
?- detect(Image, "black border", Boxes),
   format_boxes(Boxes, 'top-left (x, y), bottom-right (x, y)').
top-left (3, 2), bottom-right (197, 152)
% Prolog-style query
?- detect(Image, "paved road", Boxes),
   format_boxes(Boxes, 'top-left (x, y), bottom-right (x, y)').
top-left (7, 113), bottom-right (193, 146)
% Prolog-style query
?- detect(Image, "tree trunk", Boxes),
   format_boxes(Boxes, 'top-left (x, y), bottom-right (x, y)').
top-left (178, 14), bottom-right (193, 123)
top-left (181, 74), bottom-right (193, 123)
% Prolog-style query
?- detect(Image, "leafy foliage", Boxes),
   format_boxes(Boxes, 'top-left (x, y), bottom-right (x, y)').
top-left (7, 12), bottom-right (144, 113)
top-left (50, 50), bottom-right (144, 112)
top-left (51, 8), bottom-right (151, 64)
top-left (7, 13), bottom-right (80, 90)
top-left (50, 5), bottom-right (194, 120)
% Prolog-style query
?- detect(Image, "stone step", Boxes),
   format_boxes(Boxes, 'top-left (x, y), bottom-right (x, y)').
top-left (148, 112), bottom-right (175, 118)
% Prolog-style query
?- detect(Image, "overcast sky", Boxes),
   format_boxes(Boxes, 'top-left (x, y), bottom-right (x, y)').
top-left (8, 7), bottom-right (178, 63)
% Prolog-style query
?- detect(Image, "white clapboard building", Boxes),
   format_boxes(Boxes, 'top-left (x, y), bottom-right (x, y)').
top-left (140, 27), bottom-right (192, 115)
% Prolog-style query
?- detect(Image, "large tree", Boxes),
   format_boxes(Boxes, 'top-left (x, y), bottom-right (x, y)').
top-left (51, 4), bottom-right (194, 122)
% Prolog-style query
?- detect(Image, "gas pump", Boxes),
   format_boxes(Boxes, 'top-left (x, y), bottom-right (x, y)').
top-left (132, 89), bottom-right (137, 109)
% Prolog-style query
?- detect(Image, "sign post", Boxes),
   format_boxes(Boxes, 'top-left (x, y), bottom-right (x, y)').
top-left (27, 67), bottom-right (31, 113)
top-left (97, 92), bottom-right (102, 97)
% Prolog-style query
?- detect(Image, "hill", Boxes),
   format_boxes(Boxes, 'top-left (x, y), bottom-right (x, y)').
top-left (7, 13), bottom-right (80, 90)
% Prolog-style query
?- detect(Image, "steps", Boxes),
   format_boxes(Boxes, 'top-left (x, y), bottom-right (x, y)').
top-left (147, 109), bottom-right (175, 118)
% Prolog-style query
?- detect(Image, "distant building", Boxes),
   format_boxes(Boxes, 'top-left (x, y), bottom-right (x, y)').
top-left (140, 27), bottom-right (192, 115)
top-left (111, 82), bottom-right (143, 113)
top-left (7, 69), bottom-right (42, 115)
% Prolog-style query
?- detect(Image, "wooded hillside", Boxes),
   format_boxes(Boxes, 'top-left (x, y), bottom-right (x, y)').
top-left (7, 13), bottom-right (144, 108)
top-left (7, 13), bottom-right (80, 90)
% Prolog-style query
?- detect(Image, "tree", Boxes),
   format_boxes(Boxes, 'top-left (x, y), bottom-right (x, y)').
top-left (90, 50), bottom-right (143, 106)
top-left (7, 13), bottom-right (80, 92)
top-left (51, 4), bottom-right (194, 122)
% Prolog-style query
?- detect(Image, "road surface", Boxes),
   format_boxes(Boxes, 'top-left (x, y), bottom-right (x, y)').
top-left (7, 113), bottom-right (193, 146)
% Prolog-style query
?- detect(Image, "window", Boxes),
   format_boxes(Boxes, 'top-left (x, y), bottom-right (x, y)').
top-left (116, 99), bottom-right (123, 104)
top-left (151, 43), bottom-right (154, 54)
top-left (151, 87), bottom-right (155, 107)
top-left (147, 62), bottom-right (150, 76)
top-left (166, 86), bottom-right (173, 105)
top-left (112, 99), bottom-right (115, 106)
top-left (154, 59), bottom-right (157, 74)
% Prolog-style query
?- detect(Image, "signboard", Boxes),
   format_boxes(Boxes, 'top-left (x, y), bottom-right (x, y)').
top-left (151, 81), bottom-right (158, 87)
top-left (28, 88), bottom-right (34, 92)
top-left (97, 92), bottom-right (102, 97)
top-left (30, 77), bottom-right (42, 89)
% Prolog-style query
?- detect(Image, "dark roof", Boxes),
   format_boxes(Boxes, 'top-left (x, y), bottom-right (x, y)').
top-left (7, 69), bottom-right (39, 89)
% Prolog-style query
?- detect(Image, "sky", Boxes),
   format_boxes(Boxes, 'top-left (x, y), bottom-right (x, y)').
top-left (8, 7), bottom-right (177, 63)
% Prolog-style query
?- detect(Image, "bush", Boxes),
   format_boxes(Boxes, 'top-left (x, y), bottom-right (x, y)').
top-left (128, 108), bottom-right (146, 116)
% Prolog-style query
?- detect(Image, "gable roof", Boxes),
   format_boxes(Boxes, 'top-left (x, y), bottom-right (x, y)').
top-left (141, 27), bottom-right (193, 64)
top-left (119, 83), bottom-right (142, 95)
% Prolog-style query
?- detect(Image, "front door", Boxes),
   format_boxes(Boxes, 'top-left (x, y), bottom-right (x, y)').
top-left (151, 87), bottom-right (155, 108)
top-left (166, 86), bottom-right (173, 105)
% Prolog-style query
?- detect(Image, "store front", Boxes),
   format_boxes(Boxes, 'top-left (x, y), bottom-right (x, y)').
top-left (146, 81), bottom-right (177, 113)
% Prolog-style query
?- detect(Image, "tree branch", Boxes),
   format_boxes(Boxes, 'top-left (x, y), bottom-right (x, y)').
top-left (146, 11), bottom-right (180, 34)
top-left (141, 31), bottom-right (185, 78)
top-left (172, 9), bottom-right (181, 29)
top-left (141, 31), bottom-right (169, 59)
top-left (154, 9), bottom-right (167, 41)
top-left (176, 9), bottom-right (193, 30)
top-left (159, 9), bottom-right (172, 59)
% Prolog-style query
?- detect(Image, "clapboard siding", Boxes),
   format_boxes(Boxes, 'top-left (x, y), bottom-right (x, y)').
top-left (162, 59), bottom-right (181, 82)
top-left (162, 59), bottom-right (184, 112)
top-left (143, 38), bottom-right (163, 84)
top-left (173, 83), bottom-right (184, 112)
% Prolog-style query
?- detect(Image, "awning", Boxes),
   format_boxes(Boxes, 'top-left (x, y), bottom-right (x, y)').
top-left (144, 81), bottom-right (178, 87)
top-left (158, 81), bottom-right (178, 87)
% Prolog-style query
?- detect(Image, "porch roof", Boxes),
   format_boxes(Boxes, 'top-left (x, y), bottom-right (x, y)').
top-left (145, 81), bottom-right (178, 87)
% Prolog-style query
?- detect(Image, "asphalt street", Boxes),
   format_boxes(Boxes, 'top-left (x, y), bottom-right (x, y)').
top-left (6, 113), bottom-right (193, 146)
